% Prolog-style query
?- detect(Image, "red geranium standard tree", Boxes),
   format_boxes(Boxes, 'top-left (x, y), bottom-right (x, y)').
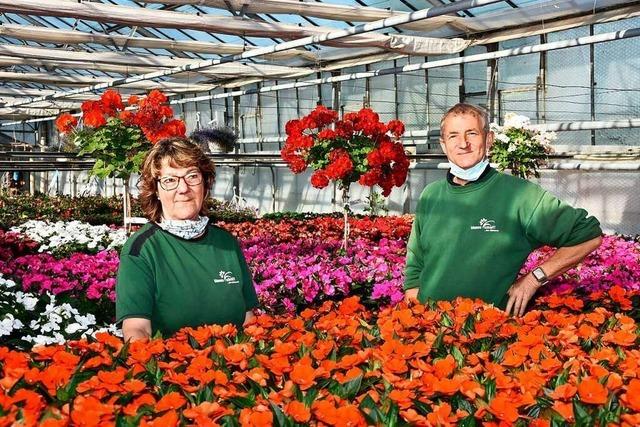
top-left (56, 89), bottom-right (185, 230)
top-left (281, 105), bottom-right (409, 247)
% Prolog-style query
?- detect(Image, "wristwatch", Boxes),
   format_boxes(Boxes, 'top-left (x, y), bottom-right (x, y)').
top-left (531, 267), bottom-right (549, 286)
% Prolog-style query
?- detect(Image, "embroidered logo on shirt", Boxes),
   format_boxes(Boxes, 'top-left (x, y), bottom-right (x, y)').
top-left (213, 271), bottom-right (240, 285)
top-left (470, 218), bottom-right (500, 232)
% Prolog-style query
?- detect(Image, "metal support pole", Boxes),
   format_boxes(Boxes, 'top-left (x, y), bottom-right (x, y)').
top-left (487, 43), bottom-right (499, 123)
top-left (232, 95), bottom-right (240, 197)
top-left (590, 24), bottom-right (597, 146)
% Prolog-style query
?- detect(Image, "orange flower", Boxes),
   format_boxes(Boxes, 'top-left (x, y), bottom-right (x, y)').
top-left (603, 329), bottom-right (637, 347)
top-left (239, 406), bottom-right (273, 427)
top-left (383, 358), bottom-right (408, 375)
top-left (335, 404), bottom-right (367, 427)
top-left (335, 367), bottom-right (363, 384)
top-left (460, 379), bottom-right (485, 400)
top-left (338, 296), bottom-right (363, 315)
top-left (123, 379), bottom-right (146, 394)
top-left (123, 394), bottom-right (156, 417)
top-left (433, 355), bottom-right (456, 379)
top-left (273, 341), bottom-right (298, 356)
top-left (488, 395), bottom-right (519, 423)
top-left (435, 377), bottom-right (462, 395)
top-left (311, 339), bottom-right (334, 361)
top-left (183, 401), bottom-right (232, 422)
top-left (389, 389), bottom-right (414, 409)
top-left (155, 392), bottom-right (187, 412)
top-left (285, 401), bottom-right (311, 423)
top-left (516, 369), bottom-right (547, 395)
top-left (55, 113), bottom-right (78, 134)
top-left (290, 356), bottom-right (317, 390)
top-left (577, 324), bottom-right (599, 340)
top-left (621, 378), bottom-right (640, 411)
top-left (256, 355), bottom-right (291, 376)
top-left (609, 286), bottom-right (632, 309)
top-left (140, 410), bottom-right (179, 427)
top-left (100, 89), bottom-right (124, 116)
top-left (529, 420), bottom-right (550, 427)
top-left (312, 399), bottom-right (339, 425)
top-left (426, 402), bottom-right (459, 427)
top-left (552, 401), bottom-right (574, 422)
top-left (605, 373), bottom-right (623, 391)
top-left (549, 383), bottom-right (577, 401)
top-left (70, 395), bottom-right (115, 427)
top-left (578, 377), bottom-right (608, 405)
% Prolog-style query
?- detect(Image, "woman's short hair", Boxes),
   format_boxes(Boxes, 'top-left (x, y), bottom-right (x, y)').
top-left (138, 137), bottom-right (215, 223)
top-left (440, 103), bottom-right (490, 137)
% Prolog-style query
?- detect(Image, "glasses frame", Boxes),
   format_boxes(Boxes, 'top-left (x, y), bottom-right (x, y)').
top-left (156, 171), bottom-right (203, 191)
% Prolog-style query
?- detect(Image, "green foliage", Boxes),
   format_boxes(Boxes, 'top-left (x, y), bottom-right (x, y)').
top-left (0, 194), bottom-right (257, 228)
top-left (489, 113), bottom-right (554, 179)
top-left (73, 117), bottom-right (149, 180)
top-left (364, 190), bottom-right (388, 216)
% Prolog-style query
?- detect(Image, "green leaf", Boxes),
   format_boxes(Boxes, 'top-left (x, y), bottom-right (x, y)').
top-left (451, 346), bottom-right (465, 369)
top-left (440, 313), bottom-right (453, 328)
top-left (484, 378), bottom-right (496, 402)
top-left (412, 400), bottom-right (432, 416)
top-left (491, 343), bottom-right (508, 363)
top-left (458, 415), bottom-right (478, 427)
top-left (228, 395), bottom-right (256, 409)
top-left (220, 415), bottom-right (241, 427)
top-left (269, 401), bottom-right (289, 427)
top-left (572, 400), bottom-right (593, 426)
top-left (386, 402), bottom-right (399, 427)
top-left (302, 388), bottom-right (319, 407)
top-left (359, 395), bottom-right (385, 425)
top-left (340, 375), bottom-right (363, 399)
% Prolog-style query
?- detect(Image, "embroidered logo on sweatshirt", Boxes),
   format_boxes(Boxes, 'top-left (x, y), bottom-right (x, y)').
top-left (470, 218), bottom-right (500, 232)
top-left (213, 271), bottom-right (239, 285)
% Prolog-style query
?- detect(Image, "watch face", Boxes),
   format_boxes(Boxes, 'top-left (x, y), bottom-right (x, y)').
top-left (532, 268), bottom-right (546, 282)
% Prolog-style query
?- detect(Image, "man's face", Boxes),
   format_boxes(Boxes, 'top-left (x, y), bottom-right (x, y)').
top-left (440, 113), bottom-right (494, 169)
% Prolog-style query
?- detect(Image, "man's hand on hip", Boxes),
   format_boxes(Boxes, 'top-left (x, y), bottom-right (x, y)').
top-left (505, 274), bottom-right (540, 317)
top-left (404, 288), bottom-right (419, 303)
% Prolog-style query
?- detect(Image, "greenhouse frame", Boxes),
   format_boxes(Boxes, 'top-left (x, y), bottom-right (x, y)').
top-left (1, 2), bottom-right (640, 425)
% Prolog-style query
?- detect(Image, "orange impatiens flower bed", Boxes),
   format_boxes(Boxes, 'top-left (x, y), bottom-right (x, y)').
top-left (1, 287), bottom-right (639, 426)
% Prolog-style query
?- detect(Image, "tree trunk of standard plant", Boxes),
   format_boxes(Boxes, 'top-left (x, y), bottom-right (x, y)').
top-left (123, 176), bottom-right (132, 235)
top-left (341, 183), bottom-right (350, 251)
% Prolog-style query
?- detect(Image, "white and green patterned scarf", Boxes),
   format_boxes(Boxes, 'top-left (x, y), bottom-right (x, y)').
top-left (158, 215), bottom-right (209, 240)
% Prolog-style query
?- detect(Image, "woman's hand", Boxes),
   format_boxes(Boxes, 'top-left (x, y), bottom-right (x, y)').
top-left (243, 310), bottom-right (256, 326)
top-left (122, 318), bottom-right (152, 342)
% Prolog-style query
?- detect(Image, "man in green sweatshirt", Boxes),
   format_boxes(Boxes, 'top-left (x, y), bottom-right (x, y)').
top-left (404, 103), bottom-right (602, 316)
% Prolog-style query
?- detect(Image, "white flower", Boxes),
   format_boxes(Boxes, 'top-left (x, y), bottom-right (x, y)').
top-left (11, 220), bottom-right (126, 253)
top-left (495, 133), bottom-right (510, 144)
top-left (503, 113), bottom-right (531, 129)
top-left (0, 314), bottom-right (24, 336)
top-left (24, 333), bottom-right (65, 347)
top-left (65, 323), bottom-right (85, 334)
top-left (90, 324), bottom-right (122, 338)
top-left (0, 275), bottom-right (17, 289)
top-left (15, 292), bottom-right (39, 311)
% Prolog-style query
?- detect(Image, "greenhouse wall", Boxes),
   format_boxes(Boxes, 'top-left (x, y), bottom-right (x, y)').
top-left (26, 166), bottom-right (639, 236)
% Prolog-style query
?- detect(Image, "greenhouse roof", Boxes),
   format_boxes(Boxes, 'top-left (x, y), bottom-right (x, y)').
top-left (0, 0), bottom-right (637, 120)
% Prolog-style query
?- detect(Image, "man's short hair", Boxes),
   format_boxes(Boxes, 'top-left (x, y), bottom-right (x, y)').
top-left (440, 103), bottom-right (490, 136)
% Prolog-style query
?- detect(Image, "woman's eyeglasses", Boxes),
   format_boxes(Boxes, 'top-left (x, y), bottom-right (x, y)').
top-left (157, 171), bottom-right (203, 191)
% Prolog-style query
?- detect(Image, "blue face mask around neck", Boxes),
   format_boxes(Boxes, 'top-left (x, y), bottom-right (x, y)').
top-left (449, 158), bottom-right (489, 182)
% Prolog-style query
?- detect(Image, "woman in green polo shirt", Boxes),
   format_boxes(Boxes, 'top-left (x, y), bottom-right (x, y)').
top-left (116, 137), bottom-right (258, 341)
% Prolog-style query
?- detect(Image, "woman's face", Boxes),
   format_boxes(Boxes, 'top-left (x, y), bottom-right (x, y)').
top-left (156, 158), bottom-right (205, 221)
